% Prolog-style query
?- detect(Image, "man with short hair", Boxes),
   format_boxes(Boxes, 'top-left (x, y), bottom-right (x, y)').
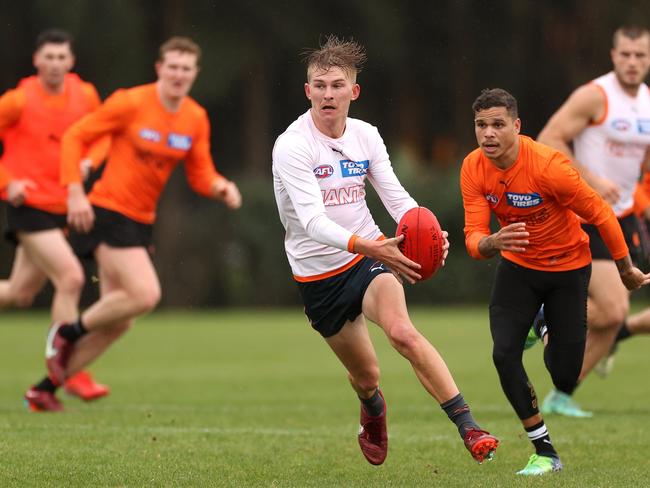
top-left (531, 26), bottom-right (650, 414)
top-left (460, 88), bottom-right (650, 475)
top-left (273, 35), bottom-right (498, 466)
top-left (24, 36), bottom-right (242, 411)
top-left (0, 29), bottom-right (110, 406)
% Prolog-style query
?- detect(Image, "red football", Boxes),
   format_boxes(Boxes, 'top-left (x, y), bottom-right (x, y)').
top-left (395, 207), bottom-right (445, 281)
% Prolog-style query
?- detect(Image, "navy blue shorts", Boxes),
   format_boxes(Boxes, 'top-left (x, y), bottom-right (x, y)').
top-left (4, 204), bottom-right (67, 245)
top-left (296, 257), bottom-right (393, 338)
top-left (69, 206), bottom-right (153, 258)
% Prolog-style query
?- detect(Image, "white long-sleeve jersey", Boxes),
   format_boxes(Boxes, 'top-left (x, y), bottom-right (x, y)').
top-left (272, 110), bottom-right (417, 281)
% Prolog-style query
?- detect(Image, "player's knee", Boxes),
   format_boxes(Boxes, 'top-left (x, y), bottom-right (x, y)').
top-left (131, 285), bottom-right (161, 314)
top-left (592, 302), bottom-right (628, 331)
top-left (56, 265), bottom-right (85, 295)
top-left (492, 347), bottom-right (519, 372)
top-left (387, 322), bottom-right (422, 356)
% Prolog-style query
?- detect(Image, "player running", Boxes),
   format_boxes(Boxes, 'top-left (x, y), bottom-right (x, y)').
top-left (460, 88), bottom-right (650, 475)
top-left (273, 35), bottom-right (498, 466)
top-left (528, 26), bottom-right (650, 416)
top-left (0, 29), bottom-right (110, 407)
top-left (25, 36), bottom-right (241, 411)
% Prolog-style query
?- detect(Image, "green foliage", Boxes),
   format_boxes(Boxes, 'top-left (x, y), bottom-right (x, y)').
top-left (2, 308), bottom-right (649, 486)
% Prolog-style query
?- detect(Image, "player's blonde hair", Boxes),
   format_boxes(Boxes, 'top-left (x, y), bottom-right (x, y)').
top-left (158, 36), bottom-right (202, 63)
top-left (302, 35), bottom-right (366, 82)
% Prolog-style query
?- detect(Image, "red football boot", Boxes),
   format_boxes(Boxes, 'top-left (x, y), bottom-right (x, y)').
top-left (64, 370), bottom-right (110, 401)
top-left (45, 321), bottom-right (74, 385)
top-left (358, 390), bottom-right (388, 465)
top-left (24, 386), bottom-right (64, 412)
top-left (463, 428), bottom-right (499, 463)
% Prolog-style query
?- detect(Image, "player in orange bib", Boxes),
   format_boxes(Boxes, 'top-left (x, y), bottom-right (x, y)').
top-left (0, 30), bottom-right (111, 410)
top-left (24, 36), bottom-right (242, 411)
top-left (460, 88), bottom-right (650, 475)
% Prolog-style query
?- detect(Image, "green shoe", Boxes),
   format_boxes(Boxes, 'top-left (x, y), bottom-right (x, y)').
top-left (516, 453), bottom-right (563, 475)
top-left (540, 389), bottom-right (593, 418)
top-left (524, 305), bottom-right (546, 350)
top-left (594, 343), bottom-right (618, 378)
top-left (523, 326), bottom-right (539, 350)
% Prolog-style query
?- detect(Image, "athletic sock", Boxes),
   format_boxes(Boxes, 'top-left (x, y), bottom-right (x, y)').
top-left (58, 318), bottom-right (88, 342)
top-left (441, 393), bottom-right (478, 437)
top-left (34, 376), bottom-right (58, 393)
top-left (359, 388), bottom-right (385, 417)
top-left (615, 321), bottom-right (632, 344)
top-left (525, 421), bottom-right (558, 458)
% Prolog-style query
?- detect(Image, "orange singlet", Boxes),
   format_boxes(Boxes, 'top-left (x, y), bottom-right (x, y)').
top-left (461, 135), bottom-right (628, 270)
top-left (0, 74), bottom-right (108, 213)
top-left (61, 83), bottom-right (225, 224)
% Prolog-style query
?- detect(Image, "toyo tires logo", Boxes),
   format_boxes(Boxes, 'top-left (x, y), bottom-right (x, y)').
top-left (505, 192), bottom-right (542, 208)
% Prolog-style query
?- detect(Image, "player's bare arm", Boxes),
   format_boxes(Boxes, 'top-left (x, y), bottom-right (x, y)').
top-left (211, 178), bottom-right (242, 209)
top-left (353, 235), bottom-right (422, 284)
top-left (478, 222), bottom-right (529, 258)
top-left (615, 255), bottom-right (650, 290)
top-left (539, 84), bottom-right (620, 203)
top-left (66, 182), bottom-right (95, 233)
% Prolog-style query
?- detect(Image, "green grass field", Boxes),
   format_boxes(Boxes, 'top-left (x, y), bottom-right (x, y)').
top-left (1, 307), bottom-right (648, 487)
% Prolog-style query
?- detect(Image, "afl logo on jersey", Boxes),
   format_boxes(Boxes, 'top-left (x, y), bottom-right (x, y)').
top-left (314, 164), bottom-right (334, 178)
top-left (139, 128), bottom-right (161, 142)
top-left (485, 193), bottom-right (498, 204)
top-left (611, 119), bottom-right (631, 132)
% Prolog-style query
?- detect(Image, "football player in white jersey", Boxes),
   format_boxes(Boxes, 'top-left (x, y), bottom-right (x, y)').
top-left (529, 26), bottom-right (650, 417)
top-left (272, 35), bottom-right (498, 466)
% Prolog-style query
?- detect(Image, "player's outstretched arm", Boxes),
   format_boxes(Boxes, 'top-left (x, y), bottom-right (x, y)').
top-left (615, 256), bottom-right (650, 290)
top-left (478, 222), bottom-right (529, 258)
top-left (353, 235), bottom-right (422, 284)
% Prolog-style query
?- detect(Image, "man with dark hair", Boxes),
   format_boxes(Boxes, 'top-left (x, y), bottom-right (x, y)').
top-left (24, 36), bottom-right (242, 411)
top-left (460, 88), bottom-right (649, 475)
top-left (530, 25), bottom-right (650, 414)
top-left (35, 28), bottom-right (74, 51)
top-left (0, 28), bottom-right (111, 409)
top-left (273, 35), bottom-right (498, 466)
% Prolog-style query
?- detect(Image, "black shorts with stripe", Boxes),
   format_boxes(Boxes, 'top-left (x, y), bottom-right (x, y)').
top-left (296, 257), bottom-right (393, 338)
top-left (3, 204), bottom-right (67, 245)
top-left (581, 213), bottom-right (641, 263)
top-left (69, 205), bottom-right (153, 258)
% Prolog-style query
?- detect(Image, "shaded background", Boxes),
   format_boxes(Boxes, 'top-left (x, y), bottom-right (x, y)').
top-left (1, 0), bottom-right (650, 308)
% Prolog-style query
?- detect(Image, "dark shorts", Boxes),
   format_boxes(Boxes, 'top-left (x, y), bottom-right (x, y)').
top-left (4, 205), bottom-right (67, 245)
top-left (490, 258), bottom-right (592, 347)
top-left (69, 206), bottom-right (153, 259)
top-left (582, 213), bottom-right (641, 262)
top-left (296, 257), bottom-right (393, 338)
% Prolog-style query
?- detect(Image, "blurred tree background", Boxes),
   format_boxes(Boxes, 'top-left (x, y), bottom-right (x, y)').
top-left (1, 0), bottom-right (650, 308)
